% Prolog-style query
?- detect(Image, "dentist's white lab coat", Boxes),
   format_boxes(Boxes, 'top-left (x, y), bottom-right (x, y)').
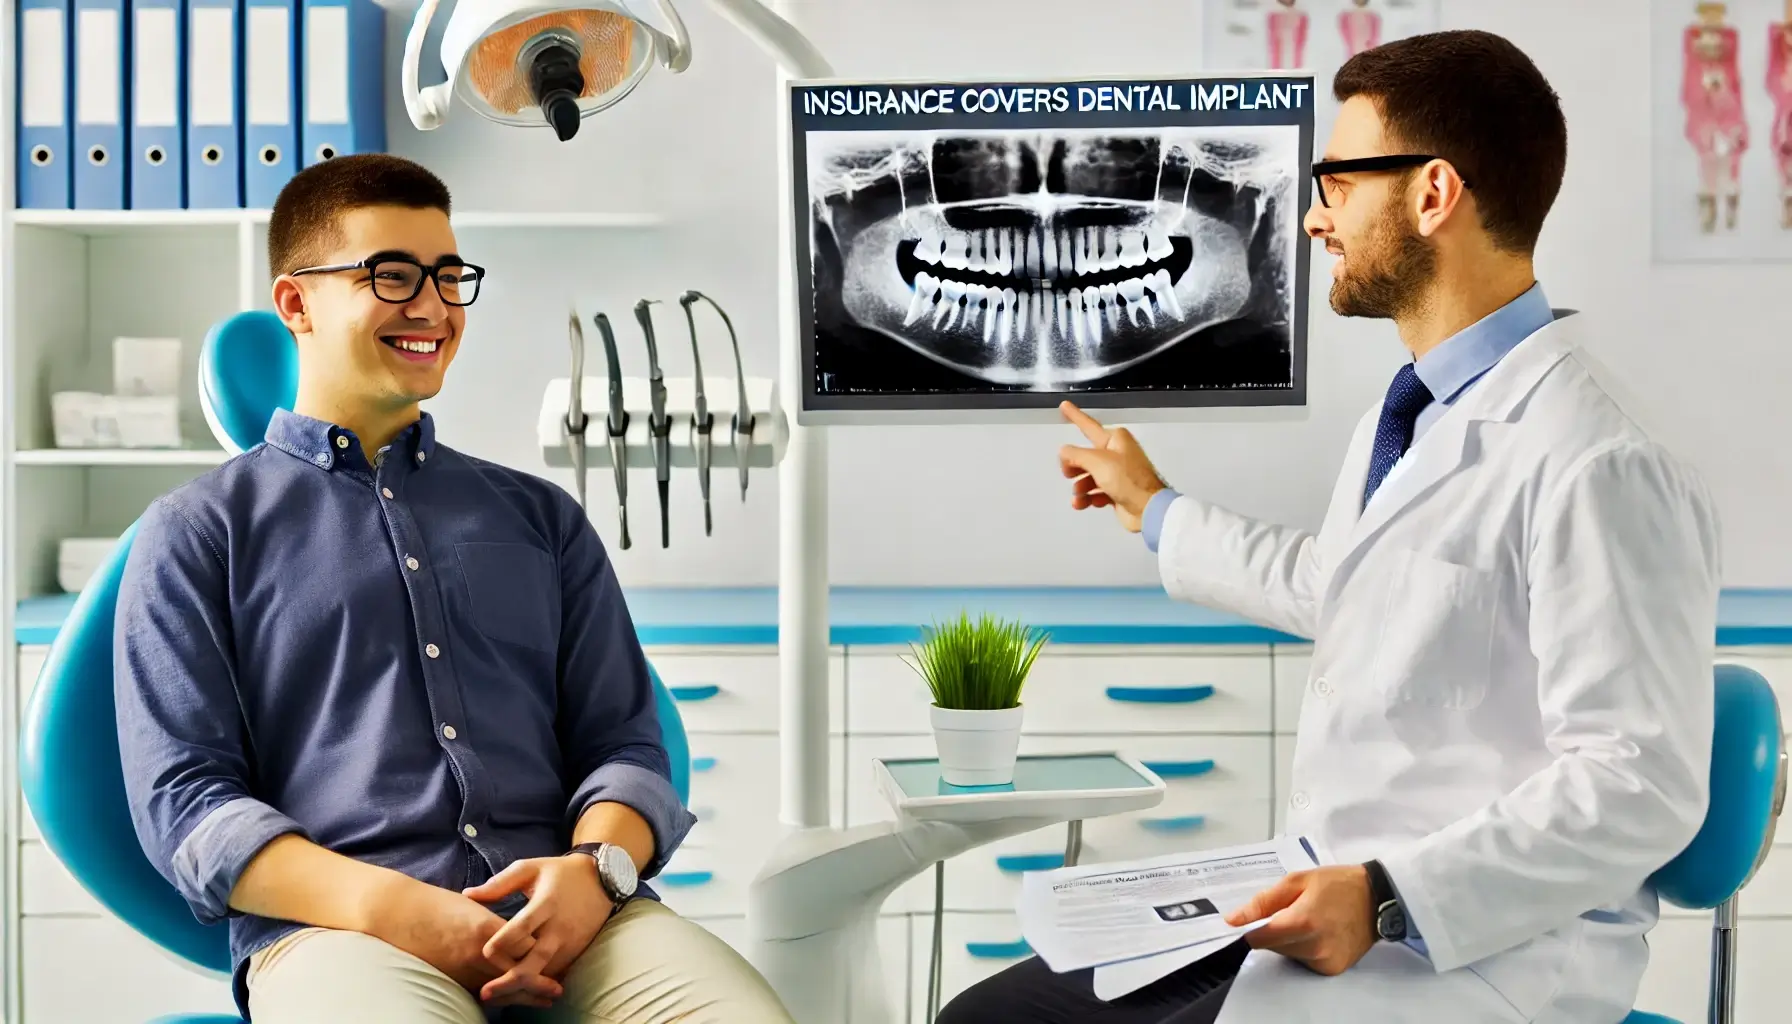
top-left (1158, 311), bottom-right (1723, 1023)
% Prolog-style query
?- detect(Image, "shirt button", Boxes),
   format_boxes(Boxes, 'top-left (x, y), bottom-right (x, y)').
top-left (463, 824), bottom-right (478, 839)
top-left (425, 643), bottom-right (440, 658)
top-left (416, 450), bottom-right (427, 463)
top-left (1313, 676), bottom-right (1334, 698)
top-left (442, 724), bottom-right (457, 740)
top-left (314, 453), bottom-right (330, 467)
top-left (335, 435), bottom-right (349, 449)
top-left (405, 556), bottom-right (420, 571)
top-left (381, 487), bottom-right (394, 499)
top-left (1290, 791), bottom-right (1311, 810)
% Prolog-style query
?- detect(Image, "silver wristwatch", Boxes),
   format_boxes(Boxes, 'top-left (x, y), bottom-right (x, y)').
top-left (570, 842), bottom-right (638, 904)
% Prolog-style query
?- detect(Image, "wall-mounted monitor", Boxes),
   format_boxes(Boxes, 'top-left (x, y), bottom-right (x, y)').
top-left (786, 73), bottom-right (1316, 426)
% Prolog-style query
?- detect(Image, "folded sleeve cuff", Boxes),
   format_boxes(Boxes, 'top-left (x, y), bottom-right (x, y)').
top-left (1377, 845), bottom-right (1460, 971)
top-left (170, 798), bottom-right (307, 925)
top-left (1141, 489), bottom-right (1181, 553)
top-left (571, 761), bottom-right (698, 878)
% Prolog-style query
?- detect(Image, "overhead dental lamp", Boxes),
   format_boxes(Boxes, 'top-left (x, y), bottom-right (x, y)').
top-left (403, 0), bottom-right (692, 140)
top-left (403, 0), bottom-right (829, 140)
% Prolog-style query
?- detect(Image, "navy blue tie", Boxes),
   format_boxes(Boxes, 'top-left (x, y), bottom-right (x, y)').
top-left (1363, 363), bottom-right (1433, 507)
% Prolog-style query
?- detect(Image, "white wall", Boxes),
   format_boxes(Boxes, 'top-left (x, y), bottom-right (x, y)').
top-left (397, 0), bottom-right (1792, 588)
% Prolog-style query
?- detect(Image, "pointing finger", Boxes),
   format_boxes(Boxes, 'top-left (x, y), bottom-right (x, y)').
top-left (1059, 401), bottom-right (1110, 446)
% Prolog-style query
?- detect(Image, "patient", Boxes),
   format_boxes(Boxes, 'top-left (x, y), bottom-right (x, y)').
top-left (114, 153), bottom-right (795, 1024)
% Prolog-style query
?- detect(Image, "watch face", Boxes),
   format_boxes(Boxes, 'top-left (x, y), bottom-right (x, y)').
top-left (1377, 903), bottom-right (1405, 941)
top-left (599, 844), bottom-right (638, 897)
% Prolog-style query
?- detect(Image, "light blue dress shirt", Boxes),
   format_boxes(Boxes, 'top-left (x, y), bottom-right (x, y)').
top-left (1142, 282), bottom-right (1554, 552)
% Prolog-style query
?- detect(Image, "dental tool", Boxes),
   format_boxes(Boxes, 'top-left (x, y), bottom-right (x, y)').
top-left (634, 299), bottom-right (673, 548)
top-left (564, 310), bottom-right (591, 510)
top-left (592, 312), bottom-right (632, 550)
top-left (676, 293), bottom-right (714, 535)
top-left (678, 289), bottom-right (754, 502)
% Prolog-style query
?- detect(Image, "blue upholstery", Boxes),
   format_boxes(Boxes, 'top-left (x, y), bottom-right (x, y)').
top-left (1622, 663), bottom-right (1785, 1024)
top-left (19, 309), bottom-right (692, 1022)
top-left (197, 310), bottom-right (299, 455)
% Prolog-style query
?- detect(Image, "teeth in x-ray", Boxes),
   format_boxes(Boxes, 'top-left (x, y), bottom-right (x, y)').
top-left (913, 226), bottom-right (1184, 282)
top-left (906, 266), bottom-right (1189, 351)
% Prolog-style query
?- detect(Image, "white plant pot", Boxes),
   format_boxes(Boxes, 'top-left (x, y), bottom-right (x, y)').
top-left (930, 704), bottom-right (1025, 786)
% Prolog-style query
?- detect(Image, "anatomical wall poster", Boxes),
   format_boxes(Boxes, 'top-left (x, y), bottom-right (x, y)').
top-left (1201, 0), bottom-right (1442, 79)
top-left (1652, 0), bottom-right (1792, 262)
top-left (786, 76), bottom-right (1316, 425)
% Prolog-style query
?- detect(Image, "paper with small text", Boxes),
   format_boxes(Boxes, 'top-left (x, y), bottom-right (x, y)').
top-left (1088, 836), bottom-right (1326, 1000)
top-left (1016, 835), bottom-right (1320, 976)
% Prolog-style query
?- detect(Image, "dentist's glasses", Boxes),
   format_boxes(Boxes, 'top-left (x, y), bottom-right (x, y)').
top-left (290, 255), bottom-right (486, 306)
top-left (1310, 154), bottom-right (1472, 208)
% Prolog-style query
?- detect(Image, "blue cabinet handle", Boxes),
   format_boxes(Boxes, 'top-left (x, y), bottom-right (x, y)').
top-left (691, 756), bottom-right (718, 773)
top-left (1139, 815), bottom-right (1207, 833)
top-left (995, 853), bottom-right (1064, 873)
top-left (1141, 759), bottom-right (1216, 778)
top-left (966, 940), bottom-right (1033, 959)
top-left (658, 871), bottom-right (714, 887)
top-left (1105, 685), bottom-right (1215, 705)
top-left (669, 684), bottom-right (721, 702)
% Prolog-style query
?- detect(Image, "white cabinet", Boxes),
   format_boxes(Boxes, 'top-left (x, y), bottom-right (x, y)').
top-left (22, 916), bottom-right (238, 1024)
top-left (17, 634), bottom-right (1790, 1021)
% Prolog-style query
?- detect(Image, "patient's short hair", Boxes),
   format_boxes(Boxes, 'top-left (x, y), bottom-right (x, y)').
top-left (267, 154), bottom-right (453, 278)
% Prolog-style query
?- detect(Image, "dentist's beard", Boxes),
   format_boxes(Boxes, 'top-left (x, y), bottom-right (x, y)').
top-left (1329, 206), bottom-right (1436, 322)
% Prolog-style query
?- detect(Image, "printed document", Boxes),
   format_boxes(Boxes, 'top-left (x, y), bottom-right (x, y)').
top-left (1015, 835), bottom-right (1321, 976)
top-left (1087, 837), bottom-right (1327, 1000)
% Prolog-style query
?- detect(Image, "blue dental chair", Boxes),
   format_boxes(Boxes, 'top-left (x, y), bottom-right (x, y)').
top-left (1622, 662), bottom-right (1786, 1024)
top-left (18, 310), bottom-right (692, 1024)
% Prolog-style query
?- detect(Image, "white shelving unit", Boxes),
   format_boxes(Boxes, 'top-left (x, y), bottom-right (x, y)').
top-left (0, 198), bottom-right (669, 1022)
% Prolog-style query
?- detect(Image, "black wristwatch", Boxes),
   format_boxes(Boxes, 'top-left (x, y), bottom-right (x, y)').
top-left (569, 842), bottom-right (638, 906)
top-left (1363, 859), bottom-right (1407, 941)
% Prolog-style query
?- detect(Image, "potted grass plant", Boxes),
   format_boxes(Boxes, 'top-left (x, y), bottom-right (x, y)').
top-left (905, 612), bottom-right (1049, 786)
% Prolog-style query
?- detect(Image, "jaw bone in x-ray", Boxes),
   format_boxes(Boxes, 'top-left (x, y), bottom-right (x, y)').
top-left (807, 127), bottom-right (1298, 390)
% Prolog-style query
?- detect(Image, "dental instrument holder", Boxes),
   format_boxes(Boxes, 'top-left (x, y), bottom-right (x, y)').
top-left (537, 375), bottom-right (786, 485)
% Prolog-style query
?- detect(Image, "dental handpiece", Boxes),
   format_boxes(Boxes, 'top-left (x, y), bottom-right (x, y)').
top-left (678, 290), bottom-right (753, 502)
top-left (677, 292), bottom-right (714, 535)
top-left (634, 299), bottom-right (673, 549)
top-left (592, 312), bottom-right (631, 550)
top-left (564, 309), bottom-right (590, 511)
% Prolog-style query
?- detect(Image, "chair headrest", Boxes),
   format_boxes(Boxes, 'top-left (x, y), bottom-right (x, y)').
top-left (1652, 663), bottom-right (1786, 909)
top-left (199, 310), bottom-right (299, 454)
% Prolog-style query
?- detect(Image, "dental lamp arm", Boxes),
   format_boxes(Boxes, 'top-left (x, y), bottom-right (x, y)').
top-left (402, 0), bottom-right (454, 129)
top-left (703, 0), bottom-right (834, 78)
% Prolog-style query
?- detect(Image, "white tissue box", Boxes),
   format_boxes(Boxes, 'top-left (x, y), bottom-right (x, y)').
top-left (113, 337), bottom-right (182, 397)
top-left (50, 392), bottom-right (182, 449)
top-left (51, 391), bottom-right (116, 448)
top-left (113, 395), bottom-right (183, 448)
top-left (59, 537), bottom-right (119, 593)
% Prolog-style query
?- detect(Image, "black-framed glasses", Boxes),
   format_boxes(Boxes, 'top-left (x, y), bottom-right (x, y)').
top-left (1310, 155), bottom-right (1471, 208)
top-left (291, 255), bottom-right (486, 306)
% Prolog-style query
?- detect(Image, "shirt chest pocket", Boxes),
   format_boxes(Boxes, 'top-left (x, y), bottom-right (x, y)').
top-left (455, 542), bottom-right (560, 654)
top-left (1370, 547), bottom-right (1499, 710)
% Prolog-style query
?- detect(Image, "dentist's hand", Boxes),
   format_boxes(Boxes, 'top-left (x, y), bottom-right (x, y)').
top-left (1224, 865), bottom-right (1377, 976)
top-left (1058, 401), bottom-right (1168, 533)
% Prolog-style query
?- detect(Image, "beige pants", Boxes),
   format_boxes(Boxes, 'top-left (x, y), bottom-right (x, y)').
top-left (245, 899), bottom-right (796, 1024)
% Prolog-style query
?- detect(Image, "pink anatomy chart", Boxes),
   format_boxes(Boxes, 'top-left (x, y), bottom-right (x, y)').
top-left (1202, 0), bottom-right (1437, 76)
top-left (1653, 0), bottom-right (1792, 261)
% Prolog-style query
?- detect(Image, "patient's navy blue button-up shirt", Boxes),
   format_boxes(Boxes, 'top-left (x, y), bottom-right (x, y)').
top-left (115, 409), bottom-right (695, 1017)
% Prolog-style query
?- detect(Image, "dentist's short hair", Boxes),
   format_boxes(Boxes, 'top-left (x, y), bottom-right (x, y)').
top-left (268, 153), bottom-right (454, 278)
top-left (1333, 30), bottom-right (1567, 257)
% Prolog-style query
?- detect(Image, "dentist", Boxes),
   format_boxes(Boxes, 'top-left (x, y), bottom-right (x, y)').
top-left (942, 29), bottom-right (1723, 1024)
